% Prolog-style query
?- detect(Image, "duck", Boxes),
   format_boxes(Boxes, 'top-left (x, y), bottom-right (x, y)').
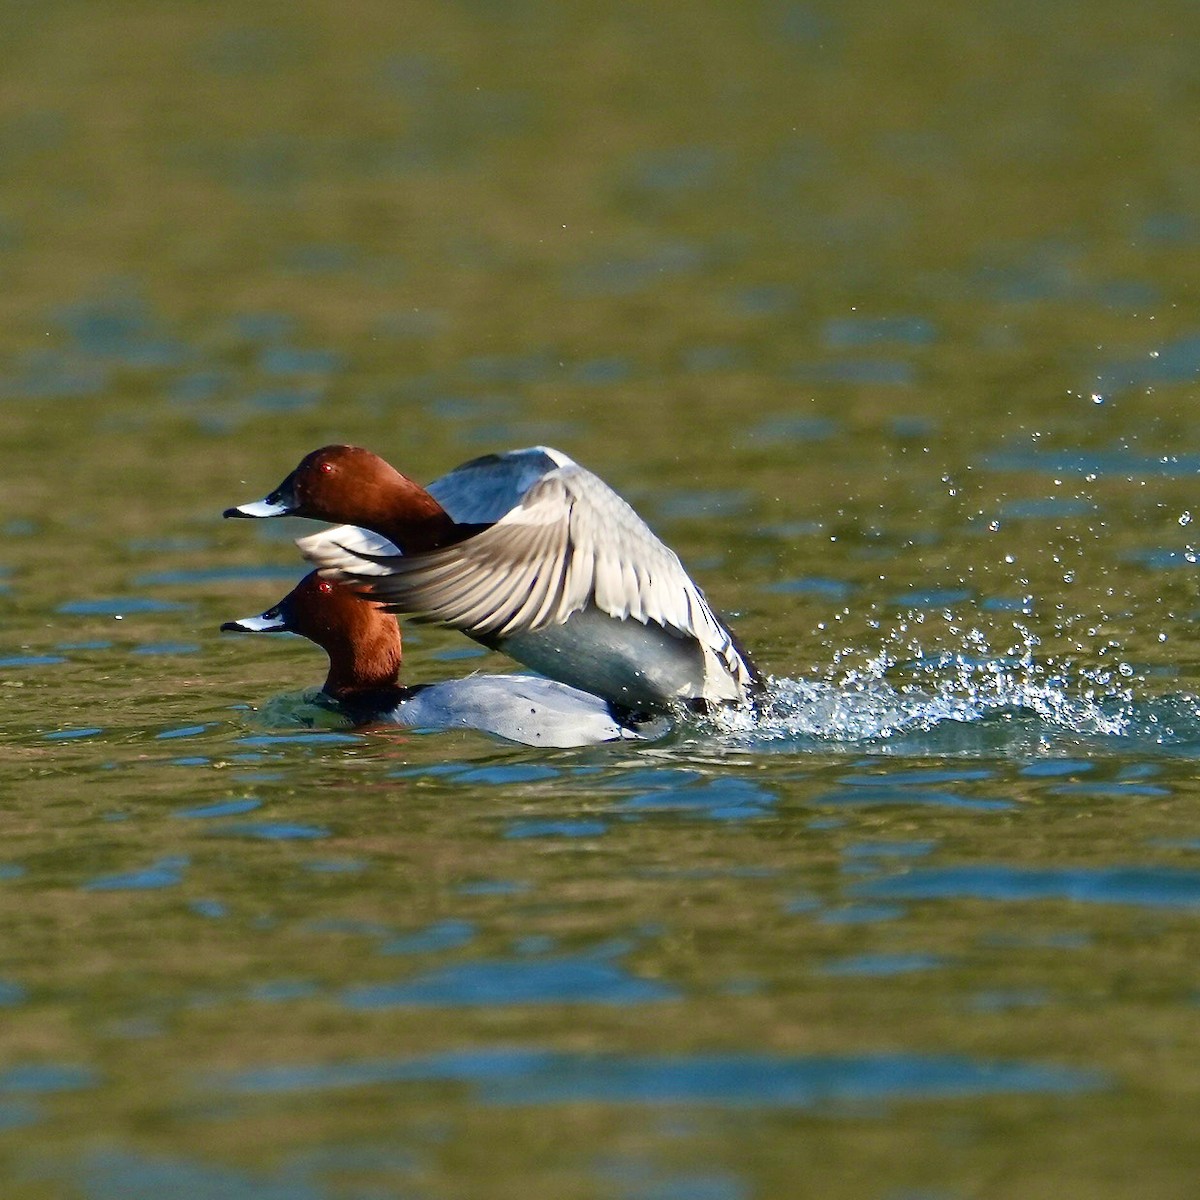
top-left (220, 571), bottom-right (662, 748)
top-left (224, 445), bottom-right (760, 715)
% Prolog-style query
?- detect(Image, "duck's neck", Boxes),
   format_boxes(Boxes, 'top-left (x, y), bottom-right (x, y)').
top-left (321, 630), bottom-right (403, 701)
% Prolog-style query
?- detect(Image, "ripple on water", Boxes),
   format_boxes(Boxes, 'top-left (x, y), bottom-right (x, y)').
top-left (0, 980), bottom-right (28, 1006)
top-left (1019, 759), bottom-right (1094, 777)
top-left (0, 1064), bottom-right (99, 1094)
top-left (155, 724), bottom-right (213, 740)
top-left (1095, 334), bottom-right (1200, 393)
top-left (504, 819), bottom-right (609, 839)
top-left (764, 576), bottom-right (855, 599)
top-left (259, 345), bottom-right (344, 375)
top-left (209, 1047), bottom-right (1105, 1106)
top-left (246, 980), bottom-right (321, 1004)
top-left (822, 315), bottom-right (937, 348)
top-left (982, 445), bottom-right (1200, 478)
top-left (451, 764), bottom-right (560, 785)
top-left (889, 588), bottom-right (974, 609)
top-left (172, 798), bottom-right (261, 819)
top-left (1047, 781), bottom-right (1170, 798)
top-left (134, 565), bottom-right (301, 586)
top-left (57, 598), bottom-right (188, 615)
top-left (818, 953), bottom-right (948, 977)
top-left (811, 787), bottom-right (1012, 812)
top-left (303, 859), bottom-right (365, 875)
top-left (790, 359), bottom-right (915, 387)
top-left (378, 920), bottom-right (477, 956)
top-left (206, 822), bottom-right (329, 841)
top-left (456, 879), bottom-right (529, 897)
top-left (342, 953), bottom-right (680, 1009)
top-left (857, 865), bottom-right (1200, 908)
top-left (618, 777), bottom-right (776, 822)
top-left (969, 989), bottom-right (1052, 1013)
top-left (0, 1101), bottom-right (39, 1131)
top-left (842, 840), bottom-right (936, 865)
top-left (565, 240), bottom-right (707, 297)
top-left (83, 857), bottom-right (188, 891)
top-left (816, 905), bottom-right (907, 925)
top-left (68, 1148), bottom-right (335, 1200)
top-left (235, 733), bottom-right (360, 747)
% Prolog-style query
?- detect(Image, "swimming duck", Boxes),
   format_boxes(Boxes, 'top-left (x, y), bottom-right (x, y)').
top-left (220, 571), bottom-right (659, 747)
top-left (224, 445), bottom-right (760, 714)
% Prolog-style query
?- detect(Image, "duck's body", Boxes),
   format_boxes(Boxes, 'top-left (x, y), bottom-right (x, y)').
top-left (221, 572), bottom-right (658, 748)
top-left (226, 445), bottom-right (760, 715)
top-left (375, 673), bottom-right (649, 746)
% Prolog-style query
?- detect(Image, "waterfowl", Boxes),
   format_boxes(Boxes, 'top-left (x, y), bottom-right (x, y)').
top-left (220, 572), bottom-right (659, 748)
top-left (225, 445), bottom-right (760, 714)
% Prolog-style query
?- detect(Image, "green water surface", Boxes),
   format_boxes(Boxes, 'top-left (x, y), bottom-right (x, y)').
top-left (4, 2), bottom-right (1200, 1197)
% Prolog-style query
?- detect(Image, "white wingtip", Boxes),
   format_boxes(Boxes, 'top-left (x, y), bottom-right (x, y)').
top-left (535, 446), bottom-right (576, 468)
top-left (296, 525), bottom-right (402, 578)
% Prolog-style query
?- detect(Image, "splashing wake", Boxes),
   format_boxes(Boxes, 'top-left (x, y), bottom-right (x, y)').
top-left (710, 624), bottom-right (1200, 755)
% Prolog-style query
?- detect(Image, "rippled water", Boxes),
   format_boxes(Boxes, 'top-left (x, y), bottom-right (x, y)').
top-left (6, 1), bottom-right (1200, 1197)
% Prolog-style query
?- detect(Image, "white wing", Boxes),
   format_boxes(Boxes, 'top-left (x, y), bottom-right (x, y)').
top-left (295, 525), bottom-right (401, 562)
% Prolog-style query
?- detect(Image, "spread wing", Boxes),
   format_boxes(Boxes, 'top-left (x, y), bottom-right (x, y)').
top-left (297, 462), bottom-right (754, 692)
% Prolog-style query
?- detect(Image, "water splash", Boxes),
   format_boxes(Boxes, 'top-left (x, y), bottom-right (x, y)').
top-left (714, 622), bottom-right (1200, 753)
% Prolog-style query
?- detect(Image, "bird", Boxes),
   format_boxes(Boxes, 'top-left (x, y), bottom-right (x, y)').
top-left (220, 571), bottom-right (665, 748)
top-left (225, 444), bottom-right (760, 716)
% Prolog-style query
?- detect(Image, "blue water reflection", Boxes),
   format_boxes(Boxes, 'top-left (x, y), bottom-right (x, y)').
top-left (0, 1065), bottom-right (96, 1135)
top-left (343, 953), bottom-right (678, 1008)
top-left (811, 788), bottom-right (1013, 812)
top-left (57, 598), bottom-right (187, 615)
top-left (212, 1047), bottom-right (1104, 1106)
top-left (70, 1148), bottom-right (328, 1200)
top-left (618, 779), bottom-right (775, 822)
top-left (379, 920), bottom-right (476, 956)
top-left (505, 819), bottom-right (608, 839)
top-left (818, 953), bottom-right (947, 977)
top-left (206, 822), bottom-right (329, 841)
top-left (858, 865), bottom-right (1200, 907)
top-left (172, 798), bottom-right (261, 819)
top-left (83, 857), bottom-right (188, 891)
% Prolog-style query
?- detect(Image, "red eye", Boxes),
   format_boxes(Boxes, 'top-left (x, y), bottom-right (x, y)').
top-left (318, 579), bottom-right (335, 595)
top-left (319, 461), bottom-right (334, 474)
